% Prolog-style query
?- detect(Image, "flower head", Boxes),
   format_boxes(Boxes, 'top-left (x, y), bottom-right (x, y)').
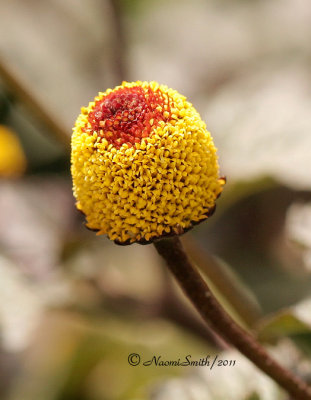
top-left (71, 81), bottom-right (225, 244)
top-left (0, 125), bottom-right (26, 178)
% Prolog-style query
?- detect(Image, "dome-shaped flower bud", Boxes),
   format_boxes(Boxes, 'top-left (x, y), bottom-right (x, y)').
top-left (0, 125), bottom-right (26, 178)
top-left (71, 81), bottom-right (225, 244)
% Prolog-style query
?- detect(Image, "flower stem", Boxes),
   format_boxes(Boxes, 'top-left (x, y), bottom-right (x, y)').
top-left (154, 236), bottom-right (311, 400)
top-left (182, 235), bottom-right (262, 327)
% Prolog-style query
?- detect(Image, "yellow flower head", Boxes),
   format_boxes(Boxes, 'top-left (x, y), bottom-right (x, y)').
top-left (0, 125), bottom-right (26, 178)
top-left (71, 81), bottom-right (225, 244)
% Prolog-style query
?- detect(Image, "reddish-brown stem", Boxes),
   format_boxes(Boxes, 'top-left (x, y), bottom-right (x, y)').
top-left (154, 236), bottom-right (311, 400)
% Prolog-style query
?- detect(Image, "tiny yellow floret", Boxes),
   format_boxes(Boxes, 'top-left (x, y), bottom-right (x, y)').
top-left (71, 81), bottom-right (225, 244)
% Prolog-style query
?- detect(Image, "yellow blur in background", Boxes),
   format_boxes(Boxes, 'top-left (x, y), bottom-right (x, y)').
top-left (0, 125), bottom-right (26, 178)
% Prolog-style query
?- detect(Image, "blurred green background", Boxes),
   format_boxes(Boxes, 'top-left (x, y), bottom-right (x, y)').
top-left (1, 0), bottom-right (311, 399)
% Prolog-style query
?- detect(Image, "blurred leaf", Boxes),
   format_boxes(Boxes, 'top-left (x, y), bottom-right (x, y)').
top-left (285, 202), bottom-right (311, 271)
top-left (245, 394), bottom-right (261, 400)
top-left (291, 333), bottom-right (311, 359)
top-left (257, 298), bottom-right (311, 343)
top-left (257, 312), bottom-right (311, 343)
top-left (205, 63), bottom-right (311, 190)
top-left (6, 310), bottom-right (216, 400)
top-left (0, 178), bottom-right (75, 276)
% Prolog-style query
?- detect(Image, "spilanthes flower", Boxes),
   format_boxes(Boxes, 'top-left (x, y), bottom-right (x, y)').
top-left (0, 125), bottom-right (26, 178)
top-left (71, 81), bottom-right (225, 244)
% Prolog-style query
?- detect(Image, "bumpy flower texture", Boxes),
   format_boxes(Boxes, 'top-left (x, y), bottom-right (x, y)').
top-left (71, 81), bottom-right (225, 244)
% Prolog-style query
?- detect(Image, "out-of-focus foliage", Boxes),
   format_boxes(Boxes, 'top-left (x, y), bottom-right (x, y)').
top-left (0, 0), bottom-right (311, 399)
top-left (205, 65), bottom-right (311, 190)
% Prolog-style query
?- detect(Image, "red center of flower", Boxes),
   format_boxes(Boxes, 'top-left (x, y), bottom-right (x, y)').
top-left (87, 86), bottom-right (171, 148)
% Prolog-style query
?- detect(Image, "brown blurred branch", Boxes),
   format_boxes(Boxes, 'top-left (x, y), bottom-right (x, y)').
top-left (107, 0), bottom-right (128, 83)
top-left (0, 59), bottom-right (70, 148)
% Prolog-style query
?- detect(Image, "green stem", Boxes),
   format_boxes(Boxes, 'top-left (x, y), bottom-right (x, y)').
top-left (154, 236), bottom-right (311, 400)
